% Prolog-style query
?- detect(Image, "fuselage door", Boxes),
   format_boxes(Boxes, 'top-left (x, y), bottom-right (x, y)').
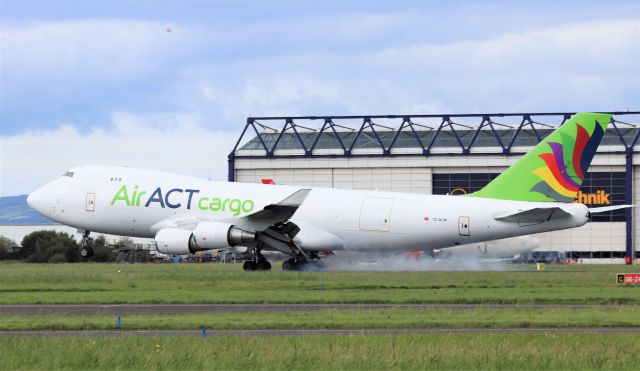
top-left (85, 193), bottom-right (96, 212)
top-left (458, 216), bottom-right (470, 236)
top-left (359, 197), bottom-right (394, 232)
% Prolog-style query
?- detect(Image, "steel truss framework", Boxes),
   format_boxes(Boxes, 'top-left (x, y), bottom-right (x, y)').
top-left (229, 111), bottom-right (640, 262)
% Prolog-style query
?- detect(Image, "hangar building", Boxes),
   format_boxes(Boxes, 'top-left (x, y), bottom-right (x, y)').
top-left (228, 112), bottom-right (639, 263)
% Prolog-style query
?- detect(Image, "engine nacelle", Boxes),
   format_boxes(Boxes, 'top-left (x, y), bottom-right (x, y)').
top-left (191, 222), bottom-right (256, 250)
top-left (155, 223), bottom-right (255, 255)
top-left (155, 228), bottom-right (197, 255)
top-left (292, 221), bottom-right (343, 251)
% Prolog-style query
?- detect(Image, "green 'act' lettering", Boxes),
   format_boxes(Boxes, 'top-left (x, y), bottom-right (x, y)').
top-left (111, 185), bottom-right (131, 206)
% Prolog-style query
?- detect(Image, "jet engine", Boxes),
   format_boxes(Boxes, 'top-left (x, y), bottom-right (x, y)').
top-left (155, 223), bottom-right (255, 255)
top-left (155, 228), bottom-right (196, 255)
top-left (191, 222), bottom-right (255, 250)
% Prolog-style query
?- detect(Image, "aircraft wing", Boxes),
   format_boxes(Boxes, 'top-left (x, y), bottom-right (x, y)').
top-left (151, 189), bottom-right (311, 232)
top-left (233, 189), bottom-right (311, 230)
top-left (494, 206), bottom-right (571, 225)
top-left (231, 188), bottom-right (313, 258)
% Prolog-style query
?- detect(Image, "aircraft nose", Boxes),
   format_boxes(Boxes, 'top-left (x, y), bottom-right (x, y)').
top-left (27, 185), bottom-right (49, 215)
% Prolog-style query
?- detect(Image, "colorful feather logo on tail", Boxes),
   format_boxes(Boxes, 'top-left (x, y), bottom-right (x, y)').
top-left (530, 122), bottom-right (604, 202)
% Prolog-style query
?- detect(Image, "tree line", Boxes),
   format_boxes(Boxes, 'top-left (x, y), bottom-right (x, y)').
top-left (0, 231), bottom-right (116, 263)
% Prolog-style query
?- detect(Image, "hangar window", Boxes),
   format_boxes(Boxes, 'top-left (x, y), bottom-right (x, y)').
top-left (578, 172), bottom-right (626, 222)
top-left (432, 173), bottom-right (499, 196)
top-left (63, 171), bottom-right (74, 177)
top-left (568, 251), bottom-right (626, 259)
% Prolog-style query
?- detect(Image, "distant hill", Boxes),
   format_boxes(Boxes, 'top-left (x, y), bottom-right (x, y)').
top-left (0, 195), bottom-right (56, 225)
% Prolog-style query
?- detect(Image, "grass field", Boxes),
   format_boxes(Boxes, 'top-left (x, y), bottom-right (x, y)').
top-left (2, 333), bottom-right (639, 369)
top-left (1, 262), bottom-right (639, 304)
top-left (1, 307), bottom-right (639, 331)
top-left (3, 262), bottom-right (639, 369)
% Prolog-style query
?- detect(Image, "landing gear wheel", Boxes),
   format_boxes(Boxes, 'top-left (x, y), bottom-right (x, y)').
top-left (79, 230), bottom-right (93, 259)
top-left (282, 259), bottom-right (294, 271)
top-left (283, 258), bottom-right (303, 271)
top-left (307, 260), bottom-right (324, 270)
top-left (80, 246), bottom-right (94, 258)
top-left (243, 261), bottom-right (258, 271)
top-left (257, 260), bottom-right (272, 271)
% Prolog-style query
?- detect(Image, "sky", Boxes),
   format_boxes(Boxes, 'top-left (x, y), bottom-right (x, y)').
top-left (1, 1), bottom-right (639, 196)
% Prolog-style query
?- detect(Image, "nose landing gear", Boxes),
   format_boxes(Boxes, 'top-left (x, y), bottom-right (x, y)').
top-left (79, 230), bottom-right (94, 259)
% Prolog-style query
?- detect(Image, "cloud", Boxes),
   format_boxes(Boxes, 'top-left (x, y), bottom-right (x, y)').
top-left (3, 14), bottom-right (638, 135)
top-left (0, 112), bottom-right (238, 196)
top-left (1, 16), bottom-right (638, 195)
top-left (0, 19), bottom-right (196, 86)
top-left (0, 13), bottom-right (464, 131)
top-left (187, 18), bottom-right (640, 119)
top-left (0, 19), bottom-right (200, 131)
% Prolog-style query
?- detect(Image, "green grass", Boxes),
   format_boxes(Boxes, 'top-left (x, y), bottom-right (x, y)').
top-left (1, 262), bottom-right (639, 304)
top-left (3, 263), bottom-right (639, 369)
top-left (1, 307), bottom-right (639, 331)
top-left (1, 333), bottom-right (639, 369)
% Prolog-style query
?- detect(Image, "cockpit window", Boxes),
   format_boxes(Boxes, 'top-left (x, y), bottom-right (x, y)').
top-left (63, 171), bottom-right (74, 178)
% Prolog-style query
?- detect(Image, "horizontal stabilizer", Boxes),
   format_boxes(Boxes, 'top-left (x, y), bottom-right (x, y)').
top-left (494, 207), bottom-right (571, 225)
top-left (589, 205), bottom-right (634, 213)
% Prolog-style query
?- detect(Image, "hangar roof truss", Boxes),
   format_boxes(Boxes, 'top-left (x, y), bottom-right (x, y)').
top-left (232, 112), bottom-right (640, 158)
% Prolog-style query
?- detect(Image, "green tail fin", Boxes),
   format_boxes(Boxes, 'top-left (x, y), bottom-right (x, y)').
top-left (470, 112), bottom-right (611, 202)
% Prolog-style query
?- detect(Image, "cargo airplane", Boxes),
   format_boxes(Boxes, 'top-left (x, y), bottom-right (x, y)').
top-left (28, 112), bottom-right (631, 270)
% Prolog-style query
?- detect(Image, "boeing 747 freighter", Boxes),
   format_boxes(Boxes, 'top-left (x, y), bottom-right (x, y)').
top-left (28, 112), bottom-right (630, 270)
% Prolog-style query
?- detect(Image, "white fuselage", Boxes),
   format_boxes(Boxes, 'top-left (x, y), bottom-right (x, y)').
top-left (28, 166), bottom-right (590, 253)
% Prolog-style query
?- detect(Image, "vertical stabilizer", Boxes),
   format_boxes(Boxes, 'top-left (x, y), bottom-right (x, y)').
top-left (470, 112), bottom-right (611, 202)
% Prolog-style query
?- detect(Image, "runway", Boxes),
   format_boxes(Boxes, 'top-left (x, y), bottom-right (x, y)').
top-left (0, 303), bottom-right (635, 315)
top-left (1, 327), bottom-right (639, 337)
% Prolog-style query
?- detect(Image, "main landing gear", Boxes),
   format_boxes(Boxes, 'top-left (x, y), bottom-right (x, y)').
top-left (242, 252), bottom-right (324, 272)
top-left (242, 243), bottom-right (272, 271)
top-left (243, 258), bottom-right (272, 271)
top-left (79, 230), bottom-right (94, 258)
top-left (241, 222), bottom-right (324, 272)
top-left (244, 256), bottom-right (321, 271)
top-left (282, 258), bottom-right (302, 271)
top-left (282, 252), bottom-right (323, 271)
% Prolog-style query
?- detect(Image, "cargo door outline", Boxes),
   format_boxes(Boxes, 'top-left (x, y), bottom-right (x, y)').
top-left (85, 193), bottom-right (96, 212)
top-left (359, 197), bottom-right (394, 232)
top-left (458, 216), bottom-right (470, 236)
